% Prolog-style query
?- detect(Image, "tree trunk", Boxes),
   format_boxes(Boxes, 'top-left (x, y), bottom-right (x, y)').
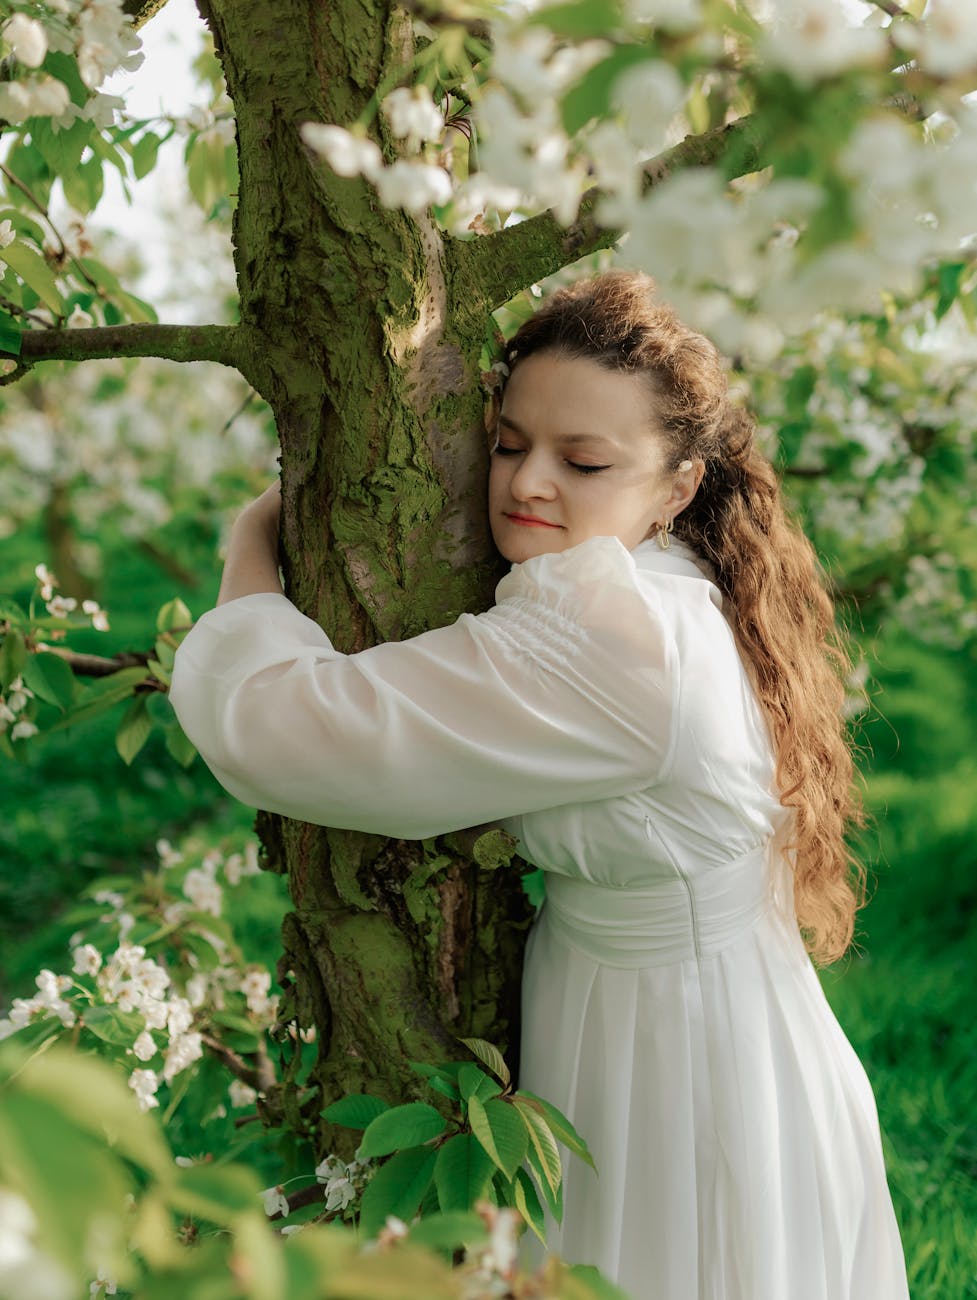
top-left (199, 0), bottom-right (536, 1155)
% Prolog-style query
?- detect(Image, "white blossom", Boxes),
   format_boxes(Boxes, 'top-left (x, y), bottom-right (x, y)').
top-left (229, 1079), bottom-right (258, 1108)
top-left (6, 681), bottom-right (32, 713)
top-left (128, 1068), bottom-right (160, 1112)
top-left (2, 15), bottom-right (49, 68)
top-left (45, 595), bottom-right (77, 618)
top-left (0, 219), bottom-right (15, 249)
top-left (0, 1189), bottom-right (37, 1270)
top-left (183, 864), bottom-right (222, 916)
top-left (240, 967), bottom-right (275, 1016)
top-left (165, 996), bottom-right (193, 1038)
top-left (34, 564), bottom-right (57, 599)
top-left (300, 123), bottom-right (383, 180)
top-left (911, 0), bottom-right (977, 79)
top-left (75, 0), bottom-right (143, 90)
top-left (67, 305), bottom-right (94, 329)
top-left (184, 972), bottom-right (209, 1008)
top-left (374, 160), bottom-right (452, 213)
top-left (761, 0), bottom-right (886, 84)
top-left (260, 1186), bottom-right (290, 1218)
top-left (155, 839), bottom-right (182, 869)
top-left (0, 76), bottom-right (71, 123)
top-left (611, 58), bottom-right (687, 152)
top-left (71, 943), bottom-right (103, 977)
top-left (131, 1030), bottom-right (157, 1062)
top-left (623, 0), bottom-right (702, 29)
top-left (382, 86), bottom-right (443, 150)
top-left (82, 599), bottom-right (109, 630)
top-left (162, 1031), bottom-right (202, 1082)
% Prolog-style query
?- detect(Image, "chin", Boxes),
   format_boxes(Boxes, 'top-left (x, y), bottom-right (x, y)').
top-left (493, 532), bottom-right (571, 565)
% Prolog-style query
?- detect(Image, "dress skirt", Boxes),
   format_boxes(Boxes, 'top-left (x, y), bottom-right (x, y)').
top-left (516, 848), bottom-right (910, 1300)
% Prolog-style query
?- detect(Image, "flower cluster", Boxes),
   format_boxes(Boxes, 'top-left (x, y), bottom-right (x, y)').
top-left (0, 836), bottom-right (281, 1116)
top-left (0, 1), bottom-right (142, 127)
top-left (0, 677), bottom-right (37, 741)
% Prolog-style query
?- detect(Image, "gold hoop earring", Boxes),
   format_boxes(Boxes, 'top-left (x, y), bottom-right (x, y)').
top-left (656, 518), bottom-right (673, 551)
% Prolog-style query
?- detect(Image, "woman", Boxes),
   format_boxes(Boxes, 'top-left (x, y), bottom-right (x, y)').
top-left (170, 272), bottom-right (910, 1299)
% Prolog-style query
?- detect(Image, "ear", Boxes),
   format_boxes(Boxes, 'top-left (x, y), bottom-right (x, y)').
top-left (664, 459), bottom-right (705, 519)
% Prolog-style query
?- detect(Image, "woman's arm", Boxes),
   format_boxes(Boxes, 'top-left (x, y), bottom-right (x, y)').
top-left (217, 483), bottom-right (284, 606)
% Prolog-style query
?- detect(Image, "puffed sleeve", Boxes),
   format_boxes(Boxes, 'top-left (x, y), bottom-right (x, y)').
top-left (169, 535), bottom-right (679, 839)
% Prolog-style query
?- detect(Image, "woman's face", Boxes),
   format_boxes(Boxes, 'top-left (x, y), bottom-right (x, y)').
top-left (489, 350), bottom-right (686, 564)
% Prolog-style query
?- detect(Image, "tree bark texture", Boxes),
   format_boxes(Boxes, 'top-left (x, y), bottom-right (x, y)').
top-left (199, 0), bottom-right (539, 1155)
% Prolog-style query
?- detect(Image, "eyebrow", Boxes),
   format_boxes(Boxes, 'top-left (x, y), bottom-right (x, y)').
top-left (498, 415), bottom-right (615, 446)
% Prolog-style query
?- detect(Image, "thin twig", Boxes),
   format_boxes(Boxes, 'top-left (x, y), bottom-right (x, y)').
top-left (0, 162), bottom-right (101, 295)
top-left (41, 645), bottom-right (151, 677)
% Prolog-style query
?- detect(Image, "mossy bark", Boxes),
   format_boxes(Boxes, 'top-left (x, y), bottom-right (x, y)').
top-left (199, 0), bottom-right (536, 1154)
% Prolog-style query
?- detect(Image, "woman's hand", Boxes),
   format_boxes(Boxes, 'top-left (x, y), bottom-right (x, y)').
top-left (216, 481), bottom-right (285, 606)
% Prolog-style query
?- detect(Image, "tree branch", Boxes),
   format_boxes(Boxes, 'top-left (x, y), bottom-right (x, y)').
top-left (458, 114), bottom-right (765, 313)
top-left (122, 0), bottom-right (172, 30)
top-left (42, 646), bottom-right (152, 678)
top-left (4, 323), bottom-right (245, 371)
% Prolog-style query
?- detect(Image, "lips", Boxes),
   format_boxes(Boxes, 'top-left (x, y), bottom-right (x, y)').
top-left (504, 513), bottom-right (563, 529)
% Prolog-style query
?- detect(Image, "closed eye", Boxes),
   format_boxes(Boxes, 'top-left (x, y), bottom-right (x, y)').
top-left (491, 444), bottom-right (612, 475)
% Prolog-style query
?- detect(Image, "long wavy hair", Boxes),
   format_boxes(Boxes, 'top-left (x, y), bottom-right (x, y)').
top-left (501, 271), bottom-right (864, 966)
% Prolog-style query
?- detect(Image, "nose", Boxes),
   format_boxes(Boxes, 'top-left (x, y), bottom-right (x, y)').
top-left (508, 450), bottom-right (557, 502)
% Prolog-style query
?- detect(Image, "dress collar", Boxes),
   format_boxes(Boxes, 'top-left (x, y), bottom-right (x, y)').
top-left (632, 535), bottom-right (719, 585)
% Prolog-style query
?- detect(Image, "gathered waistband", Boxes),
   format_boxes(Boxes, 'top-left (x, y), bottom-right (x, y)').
top-left (541, 846), bottom-right (773, 969)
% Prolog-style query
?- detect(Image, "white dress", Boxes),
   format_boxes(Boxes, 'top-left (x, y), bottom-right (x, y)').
top-left (169, 535), bottom-right (910, 1300)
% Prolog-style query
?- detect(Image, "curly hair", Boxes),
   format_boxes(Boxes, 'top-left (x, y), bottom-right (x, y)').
top-left (502, 271), bottom-right (864, 966)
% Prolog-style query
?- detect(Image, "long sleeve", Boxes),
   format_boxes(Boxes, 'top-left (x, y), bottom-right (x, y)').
top-left (169, 536), bottom-right (679, 839)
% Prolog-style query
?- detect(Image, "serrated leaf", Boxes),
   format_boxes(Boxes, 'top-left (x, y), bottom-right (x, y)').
top-left (186, 131), bottom-right (230, 215)
top-left (513, 1166), bottom-right (545, 1243)
top-left (0, 240), bottom-right (62, 314)
top-left (467, 1096), bottom-right (529, 1181)
top-left (116, 693), bottom-right (153, 765)
top-left (0, 629), bottom-right (28, 690)
top-left (514, 1099), bottom-right (562, 1204)
top-left (433, 1133), bottom-right (494, 1212)
top-left (358, 1102), bottom-right (447, 1159)
top-left (458, 1062), bottom-right (502, 1105)
top-left (457, 1037), bottom-right (510, 1088)
top-left (515, 1090), bottom-right (596, 1173)
top-left (322, 1093), bottom-right (391, 1130)
top-left (22, 650), bottom-right (76, 711)
top-left (358, 1145), bottom-right (437, 1238)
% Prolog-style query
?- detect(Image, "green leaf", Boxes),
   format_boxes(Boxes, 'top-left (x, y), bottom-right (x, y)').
top-left (28, 116), bottom-right (92, 178)
top-left (513, 1167), bottom-right (546, 1244)
top-left (935, 261), bottom-right (966, 321)
top-left (458, 1063), bottom-right (502, 1105)
top-left (22, 650), bottom-right (76, 711)
top-left (0, 629), bottom-right (28, 690)
top-left (513, 1098), bottom-right (563, 1208)
top-left (1, 239), bottom-right (63, 314)
top-left (526, 0), bottom-right (623, 37)
top-left (61, 154), bottom-right (104, 215)
top-left (44, 665), bottom-right (148, 733)
top-left (467, 1096), bottom-right (529, 1181)
top-left (433, 1133), bottom-right (494, 1212)
top-left (515, 1090), bottom-right (597, 1173)
top-left (358, 1102), bottom-right (447, 1159)
top-left (322, 1093), bottom-right (391, 1130)
top-left (358, 1145), bottom-right (437, 1238)
top-left (156, 597), bottom-right (192, 634)
top-left (131, 131), bottom-right (163, 179)
top-left (169, 1161), bottom-right (265, 1223)
top-left (163, 722), bottom-right (197, 768)
top-left (409, 1061), bottom-right (461, 1101)
top-left (0, 308), bottom-right (22, 355)
top-left (115, 693), bottom-right (153, 765)
top-left (83, 1005), bottom-right (149, 1049)
top-left (407, 1211), bottom-right (489, 1253)
top-left (457, 1037), bottom-right (510, 1088)
top-left (186, 131), bottom-right (230, 215)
